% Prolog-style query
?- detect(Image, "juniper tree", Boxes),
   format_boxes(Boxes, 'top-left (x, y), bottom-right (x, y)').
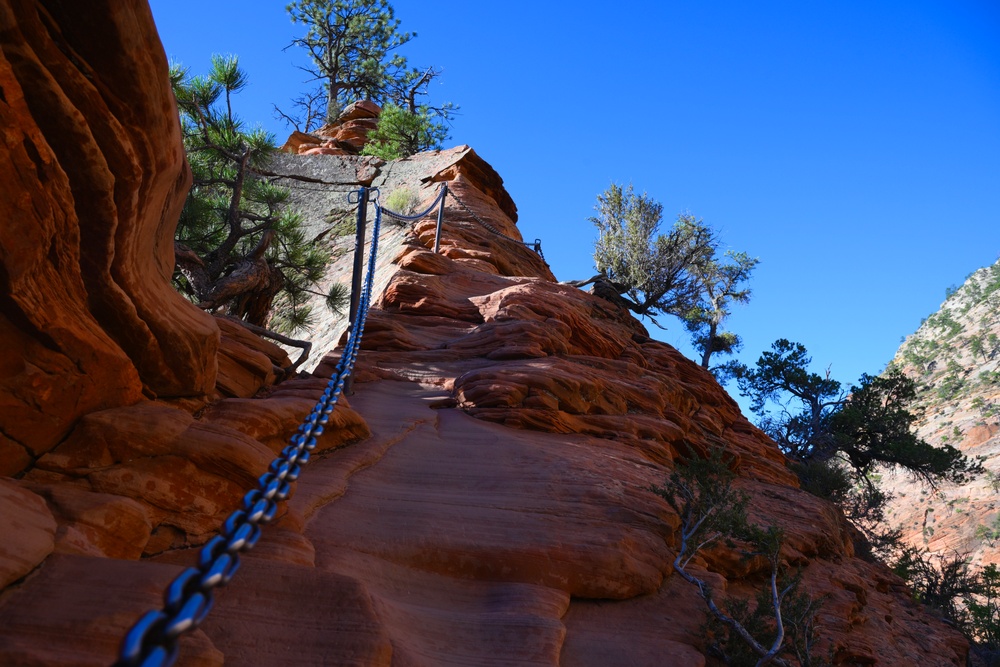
top-left (650, 449), bottom-right (825, 666)
top-left (683, 250), bottom-right (759, 370)
top-left (731, 339), bottom-right (980, 551)
top-left (733, 340), bottom-right (976, 483)
top-left (584, 183), bottom-right (717, 327)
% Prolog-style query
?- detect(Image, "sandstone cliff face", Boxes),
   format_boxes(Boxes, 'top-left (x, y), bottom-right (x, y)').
top-left (0, 2), bottom-right (971, 665)
top-left (0, 0), bottom-right (221, 476)
top-left (886, 262), bottom-right (1000, 569)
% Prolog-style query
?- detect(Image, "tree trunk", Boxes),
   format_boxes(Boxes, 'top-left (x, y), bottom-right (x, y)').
top-left (179, 230), bottom-right (278, 315)
top-left (701, 321), bottom-right (718, 369)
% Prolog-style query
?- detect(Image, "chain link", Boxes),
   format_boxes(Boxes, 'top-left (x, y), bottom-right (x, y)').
top-left (378, 183), bottom-right (447, 222)
top-left (447, 190), bottom-right (545, 260)
top-left (115, 179), bottom-right (539, 664)
top-left (114, 191), bottom-right (384, 667)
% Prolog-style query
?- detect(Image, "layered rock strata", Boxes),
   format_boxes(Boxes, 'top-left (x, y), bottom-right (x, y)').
top-left (281, 99), bottom-right (383, 156)
top-left (0, 2), bottom-right (971, 665)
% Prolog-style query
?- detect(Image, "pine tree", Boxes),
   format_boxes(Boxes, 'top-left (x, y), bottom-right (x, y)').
top-left (170, 55), bottom-right (329, 333)
top-left (360, 102), bottom-right (448, 159)
top-left (282, 0), bottom-right (455, 145)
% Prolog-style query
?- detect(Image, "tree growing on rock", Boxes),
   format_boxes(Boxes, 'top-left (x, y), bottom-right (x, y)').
top-left (731, 339), bottom-right (981, 551)
top-left (585, 183), bottom-right (716, 325)
top-left (170, 55), bottom-right (332, 335)
top-left (360, 101), bottom-right (448, 159)
top-left (283, 0), bottom-right (455, 144)
top-left (683, 250), bottom-right (759, 370)
top-left (579, 183), bottom-right (757, 364)
top-left (650, 448), bottom-right (826, 666)
top-left (733, 339), bottom-right (977, 484)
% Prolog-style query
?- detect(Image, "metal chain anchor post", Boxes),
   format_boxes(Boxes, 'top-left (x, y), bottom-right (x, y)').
top-left (345, 186), bottom-right (369, 396)
top-left (433, 183), bottom-right (449, 254)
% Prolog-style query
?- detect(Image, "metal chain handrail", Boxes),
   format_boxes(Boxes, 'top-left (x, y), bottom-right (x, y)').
top-left (447, 190), bottom-right (545, 260)
top-left (378, 183), bottom-right (447, 221)
top-left (114, 191), bottom-right (384, 667)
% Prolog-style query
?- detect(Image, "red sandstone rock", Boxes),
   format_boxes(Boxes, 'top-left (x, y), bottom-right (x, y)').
top-left (302, 145), bottom-right (351, 156)
top-left (17, 481), bottom-right (152, 559)
top-left (0, 3), bottom-right (972, 665)
top-left (338, 100), bottom-right (381, 122)
top-left (282, 100), bottom-right (382, 155)
top-left (200, 377), bottom-right (370, 455)
top-left (0, 479), bottom-right (56, 588)
top-left (0, 0), bottom-right (219, 476)
top-left (0, 553), bottom-right (223, 666)
top-left (27, 401), bottom-right (276, 550)
top-left (280, 129), bottom-right (318, 154)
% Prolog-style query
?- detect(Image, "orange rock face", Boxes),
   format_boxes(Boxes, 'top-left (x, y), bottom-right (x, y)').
top-left (0, 0), bottom-right (219, 474)
top-left (281, 100), bottom-right (383, 155)
top-left (0, 2), bottom-right (971, 666)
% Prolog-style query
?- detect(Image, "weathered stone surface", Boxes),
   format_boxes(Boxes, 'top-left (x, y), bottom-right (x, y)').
top-left (560, 565), bottom-right (724, 667)
top-left (303, 382), bottom-right (674, 600)
top-left (216, 316), bottom-right (292, 369)
top-left (28, 401), bottom-right (275, 546)
top-left (0, 554), bottom-right (223, 666)
top-left (0, 478), bottom-right (56, 589)
top-left (152, 553), bottom-right (394, 667)
top-left (0, 0), bottom-right (219, 476)
top-left (17, 481), bottom-right (152, 559)
top-left (280, 129), bottom-right (317, 154)
top-left (200, 376), bottom-right (370, 455)
top-left (212, 317), bottom-right (296, 398)
top-left (338, 100), bottom-right (381, 122)
top-left (0, 3), bottom-right (972, 664)
top-left (282, 100), bottom-right (382, 155)
top-left (301, 144), bottom-right (351, 156)
top-left (0, 433), bottom-right (32, 477)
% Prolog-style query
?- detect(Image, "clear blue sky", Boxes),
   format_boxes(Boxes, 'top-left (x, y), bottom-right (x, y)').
top-left (149, 1), bottom-right (1000, 413)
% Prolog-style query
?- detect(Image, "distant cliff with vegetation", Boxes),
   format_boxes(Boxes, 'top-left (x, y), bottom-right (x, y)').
top-left (886, 259), bottom-right (1000, 566)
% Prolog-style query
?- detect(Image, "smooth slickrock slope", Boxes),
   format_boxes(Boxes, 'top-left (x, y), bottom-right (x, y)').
top-left (0, 2), bottom-right (970, 665)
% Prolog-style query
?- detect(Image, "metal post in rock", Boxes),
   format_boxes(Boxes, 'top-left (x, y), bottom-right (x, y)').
top-left (433, 183), bottom-right (448, 254)
top-left (345, 186), bottom-right (368, 395)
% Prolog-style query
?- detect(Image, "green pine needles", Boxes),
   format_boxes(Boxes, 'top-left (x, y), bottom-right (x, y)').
top-left (281, 0), bottom-right (456, 149)
top-left (170, 55), bottom-right (330, 333)
top-left (361, 102), bottom-right (449, 160)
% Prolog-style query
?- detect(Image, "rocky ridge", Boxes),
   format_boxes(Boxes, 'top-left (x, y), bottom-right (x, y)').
top-left (0, 2), bottom-right (972, 665)
top-left (885, 261), bottom-right (1000, 568)
top-left (280, 99), bottom-right (383, 157)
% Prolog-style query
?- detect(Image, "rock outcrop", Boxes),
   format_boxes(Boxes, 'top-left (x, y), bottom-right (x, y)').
top-left (886, 262), bottom-right (1000, 568)
top-left (0, 2), bottom-right (971, 665)
top-left (281, 100), bottom-right (382, 156)
top-left (0, 0), bottom-right (219, 476)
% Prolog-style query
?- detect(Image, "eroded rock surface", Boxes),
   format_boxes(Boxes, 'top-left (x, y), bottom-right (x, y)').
top-left (886, 261), bottom-right (1000, 570)
top-left (0, 2), bottom-right (970, 665)
top-left (0, 0), bottom-right (218, 475)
